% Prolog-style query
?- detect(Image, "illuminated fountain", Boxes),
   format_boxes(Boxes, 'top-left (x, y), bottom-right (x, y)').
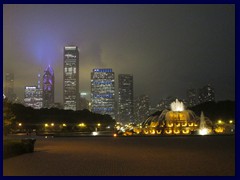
top-left (134, 99), bottom-right (206, 135)
top-left (198, 111), bottom-right (212, 135)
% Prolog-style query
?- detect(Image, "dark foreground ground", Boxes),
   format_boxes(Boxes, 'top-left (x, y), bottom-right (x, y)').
top-left (3, 135), bottom-right (235, 176)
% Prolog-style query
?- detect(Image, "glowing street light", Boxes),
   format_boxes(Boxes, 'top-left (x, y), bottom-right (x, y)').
top-left (45, 123), bottom-right (49, 127)
top-left (51, 123), bottom-right (54, 127)
top-left (18, 123), bottom-right (22, 127)
top-left (78, 123), bottom-right (86, 127)
top-left (229, 120), bottom-right (233, 124)
top-left (97, 123), bottom-right (101, 127)
top-left (217, 120), bottom-right (223, 124)
top-left (63, 123), bottom-right (67, 127)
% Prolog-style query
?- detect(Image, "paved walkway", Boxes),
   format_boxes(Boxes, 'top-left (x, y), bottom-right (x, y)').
top-left (3, 136), bottom-right (235, 176)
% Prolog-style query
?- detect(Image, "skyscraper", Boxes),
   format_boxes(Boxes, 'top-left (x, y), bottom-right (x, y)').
top-left (43, 65), bottom-right (54, 108)
top-left (35, 73), bottom-right (43, 109)
top-left (134, 95), bottom-right (150, 123)
top-left (187, 88), bottom-right (199, 107)
top-left (118, 74), bottom-right (133, 124)
top-left (24, 86), bottom-right (40, 109)
top-left (4, 73), bottom-right (16, 102)
top-left (63, 46), bottom-right (79, 111)
top-left (91, 68), bottom-right (115, 119)
top-left (199, 84), bottom-right (215, 103)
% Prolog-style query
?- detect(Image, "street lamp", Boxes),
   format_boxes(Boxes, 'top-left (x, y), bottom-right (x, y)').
top-left (18, 123), bottom-right (22, 127)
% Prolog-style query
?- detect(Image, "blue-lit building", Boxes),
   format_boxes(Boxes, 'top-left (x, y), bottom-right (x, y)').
top-left (63, 46), bottom-right (79, 111)
top-left (43, 65), bottom-right (54, 108)
top-left (91, 68), bottom-right (115, 119)
top-left (118, 74), bottom-right (134, 124)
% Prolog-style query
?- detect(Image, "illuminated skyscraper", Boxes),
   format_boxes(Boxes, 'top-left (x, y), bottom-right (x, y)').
top-left (118, 74), bottom-right (133, 123)
top-left (91, 68), bottom-right (115, 119)
top-left (4, 73), bottom-right (16, 102)
top-left (24, 73), bottom-right (43, 109)
top-left (43, 65), bottom-right (54, 108)
top-left (35, 73), bottom-right (43, 109)
top-left (63, 46), bottom-right (79, 111)
top-left (24, 86), bottom-right (41, 109)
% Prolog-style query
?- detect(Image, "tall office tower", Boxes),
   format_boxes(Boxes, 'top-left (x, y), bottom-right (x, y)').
top-left (198, 84), bottom-right (215, 104)
top-left (4, 73), bottom-right (16, 101)
top-left (35, 88), bottom-right (43, 109)
top-left (134, 95), bottom-right (150, 124)
top-left (187, 88), bottom-right (199, 107)
top-left (118, 74), bottom-right (133, 124)
top-left (35, 73), bottom-right (43, 109)
top-left (43, 65), bottom-right (54, 108)
top-left (91, 68), bottom-right (115, 119)
top-left (63, 46), bottom-right (79, 111)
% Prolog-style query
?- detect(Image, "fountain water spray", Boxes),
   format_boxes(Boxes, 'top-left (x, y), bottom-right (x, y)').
top-left (170, 99), bottom-right (184, 112)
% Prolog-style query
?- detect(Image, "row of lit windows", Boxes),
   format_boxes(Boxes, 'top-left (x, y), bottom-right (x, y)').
top-left (92, 93), bottom-right (114, 98)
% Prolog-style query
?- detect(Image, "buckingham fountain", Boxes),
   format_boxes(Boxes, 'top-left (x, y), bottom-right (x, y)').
top-left (124, 99), bottom-right (213, 136)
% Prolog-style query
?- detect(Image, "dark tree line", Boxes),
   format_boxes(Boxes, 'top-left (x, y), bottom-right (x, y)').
top-left (3, 99), bottom-right (116, 132)
top-left (189, 100), bottom-right (235, 122)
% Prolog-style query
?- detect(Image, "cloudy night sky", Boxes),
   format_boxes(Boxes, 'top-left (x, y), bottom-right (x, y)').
top-left (3, 4), bottom-right (235, 106)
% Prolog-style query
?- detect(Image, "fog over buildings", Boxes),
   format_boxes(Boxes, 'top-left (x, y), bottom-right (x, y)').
top-left (3, 4), bottom-right (235, 106)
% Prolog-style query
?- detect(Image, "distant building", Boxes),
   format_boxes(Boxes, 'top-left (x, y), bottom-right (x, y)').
top-left (187, 88), bottom-right (199, 107)
top-left (149, 106), bottom-right (158, 115)
top-left (118, 74), bottom-right (134, 124)
top-left (79, 92), bottom-right (90, 110)
top-left (199, 84), bottom-right (215, 103)
top-left (35, 88), bottom-right (43, 109)
top-left (24, 86), bottom-right (42, 109)
top-left (63, 46), bottom-right (79, 111)
top-left (134, 95), bottom-right (150, 123)
top-left (91, 68), bottom-right (115, 119)
top-left (43, 66), bottom-right (54, 108)
top-left (4, 73), bottom-right (16, 102)
top-left (52, 102), bottom-right (63, 109)
top-left (156, 96), bottom-right (176, 111)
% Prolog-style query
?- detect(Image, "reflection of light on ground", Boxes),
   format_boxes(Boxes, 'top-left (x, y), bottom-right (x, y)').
top-left (92, 131), bottom-right (98, 136)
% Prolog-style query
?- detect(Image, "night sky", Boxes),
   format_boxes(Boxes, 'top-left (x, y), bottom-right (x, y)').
top-left (3, 4), bottom-right (235, 106)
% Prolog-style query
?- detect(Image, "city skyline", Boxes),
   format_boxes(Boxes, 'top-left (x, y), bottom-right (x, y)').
top-left (3, 4), bottom-right (235, 106)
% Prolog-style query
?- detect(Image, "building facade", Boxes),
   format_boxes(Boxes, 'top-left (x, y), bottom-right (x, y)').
top-left (91, 68), bottom-right (115, 119)
top-left (134, 95), bottom-right (150, 123)
top-left (24, 86), bottom-right (42, 109)
top-left (198, 84), bottom-right (215, 103)
top-left (63, 46), bottom-right (79, 111)
top-left (118, 74), bottom-right (134, 124)
top-left (4, 73), bottom-right (16, 102)
top-left (43, 66), bottom-right (54, 108)
top-left (187, 88), bottom-right (199, 107)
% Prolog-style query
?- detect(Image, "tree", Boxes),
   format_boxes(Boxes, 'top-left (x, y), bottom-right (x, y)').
top-left (3, 99), bottom-right (16, 136)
